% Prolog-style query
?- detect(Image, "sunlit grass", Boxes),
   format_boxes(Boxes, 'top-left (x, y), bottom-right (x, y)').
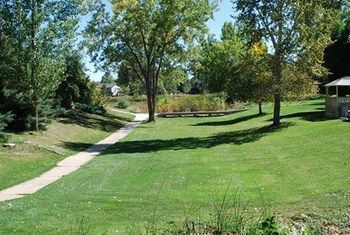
top-left (0, 99), bottom-right (348, 233)
top-left (0, 111), bottom-right (133, 190)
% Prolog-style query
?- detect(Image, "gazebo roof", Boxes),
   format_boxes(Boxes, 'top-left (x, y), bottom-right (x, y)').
top-left (325, 76), bottom-right (350, 87)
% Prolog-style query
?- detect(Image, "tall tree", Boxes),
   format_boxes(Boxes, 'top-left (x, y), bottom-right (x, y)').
top-left (235, 0), bottom-right (338, 126)
top-left (0, 0), bottom-right (80, 130)
top-left (117, 62), bottom-right (144, 96)
top-left (324, 2), bottom-right (350, 82)
top-left (159, 66), bottom-right (188, 94)
top-left (238, 43), bottom-right (273, 114)
top-left (194, 27), bottom-right (245, 102)
top-left (84, 0), bottom-right (216, 122)
top-left (221, 21), bottom-right (237, 41)
top-left (101, 71), bottom-right (115, 84)
top-left (56, 52), bottom-right (92, 110)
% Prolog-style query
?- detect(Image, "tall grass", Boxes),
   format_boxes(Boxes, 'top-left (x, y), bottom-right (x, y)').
top-left (157, 94), bottom-right (227, 113)
top-left (128, 180), bottom-right (278, 235)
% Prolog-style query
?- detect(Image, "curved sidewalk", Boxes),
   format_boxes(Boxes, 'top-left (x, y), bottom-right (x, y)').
top-left (0, 113), bottom-right (148, 202)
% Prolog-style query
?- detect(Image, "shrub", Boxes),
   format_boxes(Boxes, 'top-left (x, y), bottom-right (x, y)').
top-left (0, 112), bottom-right (14, 143)
top-left (133, 95), bottom-right (148, 102)
top-left (75, 103), bottom-right (105, 115)
top-left (90, 86), bottom-right (108, 108)
top-left (116, 98), bottom-right (130, 109)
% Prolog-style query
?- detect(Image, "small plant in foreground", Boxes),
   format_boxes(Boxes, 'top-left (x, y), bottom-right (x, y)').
top-left (128, 179), bottom-right (275, 234)
top-left (69, 215), bottom-right (91, 235)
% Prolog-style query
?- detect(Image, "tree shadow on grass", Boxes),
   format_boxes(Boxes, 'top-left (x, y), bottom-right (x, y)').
top-left (193, 113), bottom-right (268, 127)
top-left (61, 123), bottom-right (293, 155)
top-left (310, 101), bottom-right (325, 106)
top-left (60, 142), bottom-right (94, 152)
top-left (279, 111), bottom-right (335, 122)
top-left (103, 112), bottom-right (133, 123)
top-left (58, 112), bottom-right (125, 132)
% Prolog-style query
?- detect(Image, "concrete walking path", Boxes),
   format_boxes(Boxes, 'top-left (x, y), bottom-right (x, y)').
top-left (0, 113), bottom-right (148, 203)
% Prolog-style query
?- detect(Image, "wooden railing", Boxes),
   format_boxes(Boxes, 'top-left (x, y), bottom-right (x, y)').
top-left (157, 109), bottom-right (245, 118)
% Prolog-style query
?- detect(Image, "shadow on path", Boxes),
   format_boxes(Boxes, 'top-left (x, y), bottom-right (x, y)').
top-left (62, 123), bottom-right (293, 155)
top-left (193, 113), bottom-right (268, 127)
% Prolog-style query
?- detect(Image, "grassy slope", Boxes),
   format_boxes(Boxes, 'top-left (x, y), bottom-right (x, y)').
top-left (0, 100), bottom-right (349, 233)
top-left (0, 111), bottom-right (134, 190)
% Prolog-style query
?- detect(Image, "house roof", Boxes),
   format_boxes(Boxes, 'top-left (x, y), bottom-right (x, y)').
top-left (325, 76), bottom-right (350, 87)
top-left (103, 84), bottom-right (121, 89)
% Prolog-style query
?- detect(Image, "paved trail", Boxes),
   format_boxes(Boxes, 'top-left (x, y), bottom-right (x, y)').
top-left (0, 113), bottom-right (148, 202)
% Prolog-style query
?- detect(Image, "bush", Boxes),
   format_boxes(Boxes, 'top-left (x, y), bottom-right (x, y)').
top-left (133, 95), bottom-right (147, 102)
top-left (116, 98), bottom-right (130, 109)
top-left (90, 86), bottom-right (108, 108)
top-left (156, 93), bottom-right (227, 113)
top-left (75, 103), bottom-right (105, 115)
top-left (0, 112), bottom-right (14, 143)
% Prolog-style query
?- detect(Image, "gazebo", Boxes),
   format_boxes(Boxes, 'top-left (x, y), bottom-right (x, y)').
top-left (325, 76), bottom-right (350, 118)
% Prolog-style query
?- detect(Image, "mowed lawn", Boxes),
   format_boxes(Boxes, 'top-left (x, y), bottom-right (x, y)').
top-left (0, 100), bottom-right (349, 233)
top-left (0, 111), bottom-right (133, 190)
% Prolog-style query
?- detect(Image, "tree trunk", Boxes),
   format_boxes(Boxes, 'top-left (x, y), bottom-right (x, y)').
top-left (273, 58), bottom-right (282, 126)
top-left (146, 89), bottom-right (156, 122)
top-left (35, 106), bottom-right (39, 131)
top-left (145, 76), bottom-right (156, 122)
top-left (258, 101), bottom-right (263, 115)
top-left (273, 93), bottom-right (281, 126)
top-left (31, 0), bottom-right (39, 131)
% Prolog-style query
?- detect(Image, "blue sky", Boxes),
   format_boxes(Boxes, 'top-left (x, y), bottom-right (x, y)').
top-left (84, 0), bottom-right (234, 81)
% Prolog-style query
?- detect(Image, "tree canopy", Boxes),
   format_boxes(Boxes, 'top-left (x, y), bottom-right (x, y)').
top-left (84, 0), bottom-right (216, 121)
top-left (0, 0), bottom-right (81, 130)
top-left (235, 0), bottom-right (338, 126)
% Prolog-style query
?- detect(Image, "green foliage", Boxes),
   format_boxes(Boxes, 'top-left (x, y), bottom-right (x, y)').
top-left (56, 52), bottom-right (92, 110)
top-left (0, 112), bottom-right (13, 143)
top-left (221, 21), bottom-right (237, 41)
top-left (324, 3), bottom-right (350, 82)
top-left (179, 78), bottom-right (192, 94)
top-left (101, 71), bottom-right (115, 84)
top-left (159, 67), bottom-right (188, 94)
top-left (116, 98), bottom-right (130, 110)
top-left (235, 0), bottom-right (338, 125)
top-left (0, 0), bottom-right (81, 131)
top-left (75, 103), bottom-right (105, 115)
top-left (261, 217), bottom-right (279, 235)
top-left (25, 100), bottom-right (57, 131)
top-left (117, 63), bottom-right (145, 96)
top-left (156, 94), bottom-right (227, 113)
top-left (195, 35), bottom-right (246, 101)
top-left (90, 86), bottom-right (108, 109)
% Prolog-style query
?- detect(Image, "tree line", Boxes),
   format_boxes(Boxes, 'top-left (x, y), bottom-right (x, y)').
top-left (85, 0), bottom-right (347, 125)
top-left (1, 0), bottom-right (349, 137)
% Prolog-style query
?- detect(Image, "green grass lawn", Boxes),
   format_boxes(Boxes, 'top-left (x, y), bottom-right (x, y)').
top-left (0, 111), bottom-right (134, 191)
top-left (0, 99), bottom-right (349, 233)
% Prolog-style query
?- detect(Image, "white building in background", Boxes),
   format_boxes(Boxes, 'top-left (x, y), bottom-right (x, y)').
top-left (103, 84), bottom-right (122, 96)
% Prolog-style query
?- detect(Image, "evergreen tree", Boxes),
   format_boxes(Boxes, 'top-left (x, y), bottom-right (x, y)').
top-left (56, 52), bottom-right (92, 110)
top-left (0, 0), bottom-right (81, 131)
top-left (101, 71), bottom-right (115, 84)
